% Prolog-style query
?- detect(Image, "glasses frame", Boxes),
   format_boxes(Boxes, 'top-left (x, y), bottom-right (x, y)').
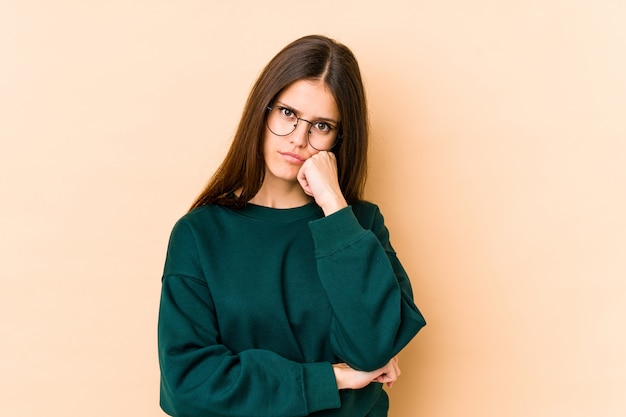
top-left (266, 106), bottom-right (342, 151)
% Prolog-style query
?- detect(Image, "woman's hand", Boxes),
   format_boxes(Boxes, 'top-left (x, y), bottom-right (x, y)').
top-left (297, 151), bottom-right (347, 216)
top-left (332, 356), bottom-right (401, 390)
top-left (371, 356), bottom-right (401, 388)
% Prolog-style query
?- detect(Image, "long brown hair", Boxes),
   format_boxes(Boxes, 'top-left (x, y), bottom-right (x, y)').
top-left (190, 35), bottom-right (369, 210)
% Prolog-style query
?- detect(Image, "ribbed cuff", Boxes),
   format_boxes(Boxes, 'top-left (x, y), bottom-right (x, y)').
top-left (308, 206), bottom-right (367, 256)
top-left (301, 362), bottom-right (341, 414)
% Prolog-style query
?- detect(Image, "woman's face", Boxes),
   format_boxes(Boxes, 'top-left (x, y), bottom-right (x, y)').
top-left (262, 79), bottom-right (340, 186)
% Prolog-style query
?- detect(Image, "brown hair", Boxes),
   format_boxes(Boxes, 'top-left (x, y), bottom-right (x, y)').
top-left (190, 35), bottom-right (369, 210)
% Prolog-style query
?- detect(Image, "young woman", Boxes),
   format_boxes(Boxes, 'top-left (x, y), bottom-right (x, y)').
top-left (158, 34), bottom-right (426, 417)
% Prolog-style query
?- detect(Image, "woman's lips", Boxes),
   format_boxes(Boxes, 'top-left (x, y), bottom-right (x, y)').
top-left (279, 152), bottom-right (306, 164)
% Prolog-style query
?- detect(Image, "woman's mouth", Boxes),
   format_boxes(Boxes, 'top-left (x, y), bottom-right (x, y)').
top-left (279, 152), bottom-right (306, 164)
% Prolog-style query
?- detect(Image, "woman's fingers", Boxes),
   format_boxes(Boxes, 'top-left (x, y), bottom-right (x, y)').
top-left (297, 152), bottom-right (347, 215)
top-left (371, 356), bottom-right (401, 387)
top-left (333, 357), bottom-right (402, 390)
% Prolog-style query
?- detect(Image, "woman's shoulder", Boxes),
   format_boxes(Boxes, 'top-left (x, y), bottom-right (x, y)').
top-left (350, 200), bottom-right (385, 227)
top-left (351, 199), bottom-right (381, 216)
top-left (351, 199), bottom-right (378, 211)
top-left (171, 204), bottom-right (229, 231)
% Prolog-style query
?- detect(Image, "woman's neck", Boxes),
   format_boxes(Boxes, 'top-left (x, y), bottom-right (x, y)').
top-left (247, 181), bottom-right (313, 209)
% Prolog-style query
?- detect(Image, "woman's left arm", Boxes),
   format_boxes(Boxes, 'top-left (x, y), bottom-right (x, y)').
top-left (308, 204), bottom-right (426, 372)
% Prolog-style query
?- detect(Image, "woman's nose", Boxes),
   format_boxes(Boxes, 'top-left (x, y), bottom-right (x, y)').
top-left (289, 119), bottom-right (310, 147)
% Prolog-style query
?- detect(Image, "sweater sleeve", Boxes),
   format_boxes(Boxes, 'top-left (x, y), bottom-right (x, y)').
top-left (158, 220), bottom-right (340, 417)
top-left (308, 205), bottom-right (426, 371)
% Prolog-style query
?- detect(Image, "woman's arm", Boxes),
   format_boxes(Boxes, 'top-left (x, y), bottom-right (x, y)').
top-left (308, 204), bottom-right (426, 372)
top-left (158, 220), bottom-right (341, 417)
top-left (158, 273), bottom-right (340, 417)
top-left (299, 152), bottom-right (425, 371)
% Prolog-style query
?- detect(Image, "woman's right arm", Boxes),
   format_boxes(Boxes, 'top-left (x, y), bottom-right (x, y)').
top-left (158, 220), bottom-right (341, 417)
top-left (158, 273), bottom-right (341, 417)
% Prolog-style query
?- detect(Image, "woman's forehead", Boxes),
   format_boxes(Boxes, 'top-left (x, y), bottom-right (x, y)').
top-left (275, 79), bottom-right (340, 121)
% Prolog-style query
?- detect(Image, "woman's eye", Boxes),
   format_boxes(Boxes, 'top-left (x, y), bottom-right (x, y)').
top-left (314, 122), bottom-right (332, 133)
top-left (279, 107), bottom-right (295, 118)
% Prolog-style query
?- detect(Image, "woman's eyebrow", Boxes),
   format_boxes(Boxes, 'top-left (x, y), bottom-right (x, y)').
top-left (274, 101), bottom-right (340, 125)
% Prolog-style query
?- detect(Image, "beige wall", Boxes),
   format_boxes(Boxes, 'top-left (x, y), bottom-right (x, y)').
top-left (1, 1), bottom-right (624, 416)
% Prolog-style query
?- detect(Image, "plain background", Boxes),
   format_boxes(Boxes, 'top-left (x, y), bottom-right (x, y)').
top-left (1, 1), bottom-right (625, 416)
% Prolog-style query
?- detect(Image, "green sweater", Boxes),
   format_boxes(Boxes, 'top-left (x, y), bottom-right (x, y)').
top-left (158, 201), bottom-right (426, 417)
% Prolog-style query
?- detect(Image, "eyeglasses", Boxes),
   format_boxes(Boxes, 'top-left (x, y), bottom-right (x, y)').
top-left (266, 105), bottom-right (341, 151)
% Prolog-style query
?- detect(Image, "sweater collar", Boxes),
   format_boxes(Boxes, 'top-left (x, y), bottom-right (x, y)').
top-left (231, 201), bottom-right (323, 221)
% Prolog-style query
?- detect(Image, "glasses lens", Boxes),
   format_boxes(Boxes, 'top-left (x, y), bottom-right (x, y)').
top-left (308, 129), bottom-right (337, 151)
top-left (267, 107), bottom-right (296, 136)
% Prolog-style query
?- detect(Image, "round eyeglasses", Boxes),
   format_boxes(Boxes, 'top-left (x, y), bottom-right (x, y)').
top-left (266, 105), bottom-right (341, 151)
